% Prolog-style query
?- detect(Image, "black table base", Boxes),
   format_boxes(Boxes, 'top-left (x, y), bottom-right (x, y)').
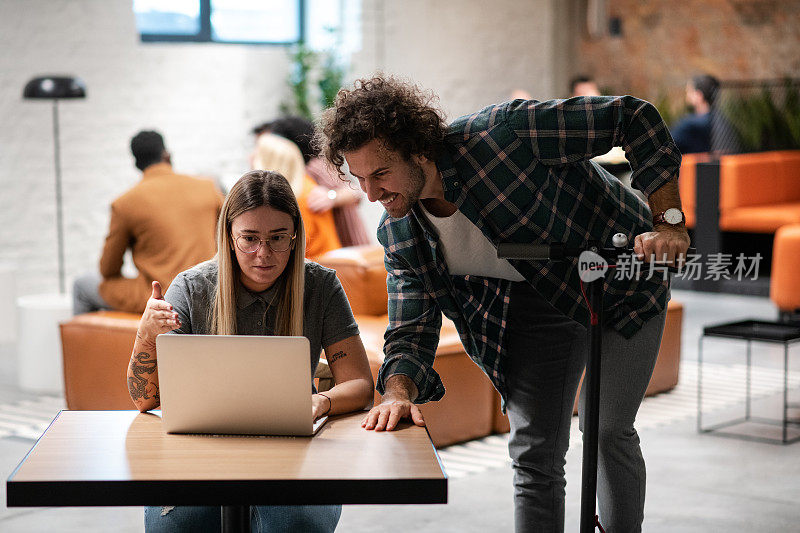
top-left (698, 319), bottom-right (800, 445)
top-left (222, 505), bottom-right (250, 533)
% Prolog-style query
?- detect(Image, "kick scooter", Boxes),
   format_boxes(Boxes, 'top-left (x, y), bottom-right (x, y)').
top-left (498, 234), bottom-right (691, 533)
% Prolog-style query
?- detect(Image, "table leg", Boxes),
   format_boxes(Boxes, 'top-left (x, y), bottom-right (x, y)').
top-left (784, 343), bottom-right (789, 444)
top-left (221, 505), bottom-right (250, 533)
top-left (697, 336), bottom-right (704, 432)
top-left (745, 340), bottom-right (752, 421)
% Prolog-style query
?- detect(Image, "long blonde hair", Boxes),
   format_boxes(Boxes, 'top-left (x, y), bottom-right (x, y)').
top-left (252, 133), bottom-right (306, 197)
top-left (211, 170), bottom-right (306, 336)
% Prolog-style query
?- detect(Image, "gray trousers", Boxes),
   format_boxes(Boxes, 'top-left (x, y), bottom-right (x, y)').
top-left (505, 281), bottom-right (666, 533)
top-left (72, 272), bottom-right (113, 315)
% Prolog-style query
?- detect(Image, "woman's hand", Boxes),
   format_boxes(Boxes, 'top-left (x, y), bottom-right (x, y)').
top-left (312, 393), bottom-right (331, 421)
top-left (137, 281), bottom-right (180, 348)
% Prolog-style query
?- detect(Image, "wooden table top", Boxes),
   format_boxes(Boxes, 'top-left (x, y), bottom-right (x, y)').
top-left (7, 410), bottom-right (447, 507)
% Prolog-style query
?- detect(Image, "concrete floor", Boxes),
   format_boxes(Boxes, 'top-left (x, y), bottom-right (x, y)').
top-left (1, 289), bottom-right (798, 532)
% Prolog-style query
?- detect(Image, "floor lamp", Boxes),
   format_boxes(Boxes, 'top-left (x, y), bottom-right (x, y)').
top-left (22, 76), bottom-right (87, 294)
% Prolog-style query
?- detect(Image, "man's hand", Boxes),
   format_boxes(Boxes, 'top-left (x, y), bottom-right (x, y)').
top-left (362, 374), bottom-right (424, 431)
top-left (639, 178), bottom-right (691, 265)
top-left (137, 281), bottom-right (180, 347)
top-left (361, 396), bottom-right (425, 431)
top-left (633, 225), bottom-right (691, 265)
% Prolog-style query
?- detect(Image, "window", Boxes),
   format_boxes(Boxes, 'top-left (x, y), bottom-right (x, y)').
top-left (134, 0), bottom-right (200, 36)
top-left (304, 0), bottom-right (361, 57)
top-left (133, 0), bottom-right (302, 44)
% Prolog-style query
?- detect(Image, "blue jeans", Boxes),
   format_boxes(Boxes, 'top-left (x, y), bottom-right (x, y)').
top-left (504, 281), bottom-right (666, 533)
top-left (144, 505), bottom-right (342, 532)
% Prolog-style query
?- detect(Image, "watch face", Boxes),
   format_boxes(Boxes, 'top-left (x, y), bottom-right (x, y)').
top-left (664, 208), bottom-right (683, 224)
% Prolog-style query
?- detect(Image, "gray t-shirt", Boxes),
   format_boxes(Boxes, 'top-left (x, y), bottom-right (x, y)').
top-left (164, 259), bottom-right (360, 377)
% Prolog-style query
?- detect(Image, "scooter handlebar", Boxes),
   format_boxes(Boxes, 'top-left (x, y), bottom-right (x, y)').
top-left (496, 243), bottom-right (552, 260)
top-left (497, 242), bottom-right (697, 268)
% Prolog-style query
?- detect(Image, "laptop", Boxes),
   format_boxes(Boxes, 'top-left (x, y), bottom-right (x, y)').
top-left (156, 335), bottom-right (328, 436)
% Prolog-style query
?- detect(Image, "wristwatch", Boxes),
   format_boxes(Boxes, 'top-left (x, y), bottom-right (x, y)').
top-left (653, 208), bottom-right (685, 226)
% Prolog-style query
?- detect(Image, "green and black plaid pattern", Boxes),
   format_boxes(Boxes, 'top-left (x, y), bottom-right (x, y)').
top-left (376, 96), bottom-right (681, 403)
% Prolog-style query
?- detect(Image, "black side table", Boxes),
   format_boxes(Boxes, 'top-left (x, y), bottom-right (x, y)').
top-left (698, 320), bottom-right (800, 444)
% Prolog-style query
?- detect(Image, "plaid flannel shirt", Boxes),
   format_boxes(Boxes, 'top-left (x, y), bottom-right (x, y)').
top-left (376, 96), bottom-right (681, 403)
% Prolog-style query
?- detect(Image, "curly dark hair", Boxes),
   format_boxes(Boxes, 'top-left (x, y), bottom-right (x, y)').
top-left (316, 75), bottom-right (448, 173)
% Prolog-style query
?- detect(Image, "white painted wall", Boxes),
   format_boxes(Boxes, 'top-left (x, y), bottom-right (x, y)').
top-left (0, 0), bottom-right (289, 296)
top-left (350, 0), bottom-right (561, 234)
top-left (354, 0), bottom-right (560, 116)
top-left (1, 0), bottom-right (564, 297)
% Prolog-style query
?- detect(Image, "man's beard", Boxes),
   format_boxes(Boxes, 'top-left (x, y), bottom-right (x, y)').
top-left (406, 159), bottom-right (426, 205)
top-left (386, 159), bottom-right (426, 218)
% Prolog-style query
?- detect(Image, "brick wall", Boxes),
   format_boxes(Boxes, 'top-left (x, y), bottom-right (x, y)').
top-left (574, 0), bottom-right (800, 109)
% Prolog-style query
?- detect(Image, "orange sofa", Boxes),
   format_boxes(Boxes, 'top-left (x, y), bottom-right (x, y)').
top-left (60, 311), bottom-right (141, 410)
top-left (679, 150), bottom-right (800, 232)
top-left (770, 224), bottom-right (800, 316)
top-left (60, 246), bottom-right (684, 447)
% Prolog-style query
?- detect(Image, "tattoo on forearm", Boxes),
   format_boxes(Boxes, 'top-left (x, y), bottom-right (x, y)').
top-left (136, 331), bottom-right (156, 348)
top-left (128, 351), bottom-right (159, 404)
top-left (328, 350), bottom-right (347, 363)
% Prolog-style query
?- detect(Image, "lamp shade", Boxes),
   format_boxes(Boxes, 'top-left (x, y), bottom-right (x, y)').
top-left (23, 76), bottom-right (86, 99)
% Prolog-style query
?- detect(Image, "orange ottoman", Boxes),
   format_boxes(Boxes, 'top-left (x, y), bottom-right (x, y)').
top-left (355, 315), bottom-right (496, 448)
top-left (318, 246), bottom-right (499, 447)
top-left (60, 311), bottom-right (140, 410)
top-left (771, 224), bottom-right (800, 316)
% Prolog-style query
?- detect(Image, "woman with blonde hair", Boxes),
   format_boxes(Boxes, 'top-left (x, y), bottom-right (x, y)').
top-left (127, 170), bottom-right (374, 532)
top-left (253, 133), bottom-right (341, 259)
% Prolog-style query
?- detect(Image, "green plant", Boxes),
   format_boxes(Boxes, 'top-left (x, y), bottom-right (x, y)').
top-left (318, 52), bottom-right (345, 110)
top-left (717, 80), bottom-right (800, 152)
top-left (783, 82), bottom-right (800, 147)
top-left (279, 38), bottom-right (347, 120)
top-left (653, 91), bottom-right (681, 128)
top-left (279, 44), bottom-right (317, 121)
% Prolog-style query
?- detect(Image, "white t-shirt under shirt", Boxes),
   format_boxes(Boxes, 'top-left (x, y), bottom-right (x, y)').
top-left (419, 203), bottom-right (525, 281)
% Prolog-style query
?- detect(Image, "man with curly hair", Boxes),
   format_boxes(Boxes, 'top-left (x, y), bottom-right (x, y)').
top-left (318, 75), bottom-right (690, 532)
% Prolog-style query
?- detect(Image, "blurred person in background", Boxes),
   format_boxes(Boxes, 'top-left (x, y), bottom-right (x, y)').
top-left (252, 133), bottom-right (341, 259)
top-left (568, 75), bottom-right (630, 171)
top-left (509, 88), bottom-right (533, 100)
top-left (671, 74), bottom-right (720, 154)
top-left (253, 116), bottom-right (369, 247)
top-left (510, 74), bottom-right (601, 101)
top-left (72, 130), bottom-right (222, 315)
top-left (570, 75), bottom-right (602, 97)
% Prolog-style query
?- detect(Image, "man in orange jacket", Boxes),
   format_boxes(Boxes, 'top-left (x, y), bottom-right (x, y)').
top-left (72, 130), bottom-right (223, 315)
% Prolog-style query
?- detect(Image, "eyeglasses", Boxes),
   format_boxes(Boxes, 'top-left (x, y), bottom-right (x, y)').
top-left (234, 233), bottom-right (295, 254)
